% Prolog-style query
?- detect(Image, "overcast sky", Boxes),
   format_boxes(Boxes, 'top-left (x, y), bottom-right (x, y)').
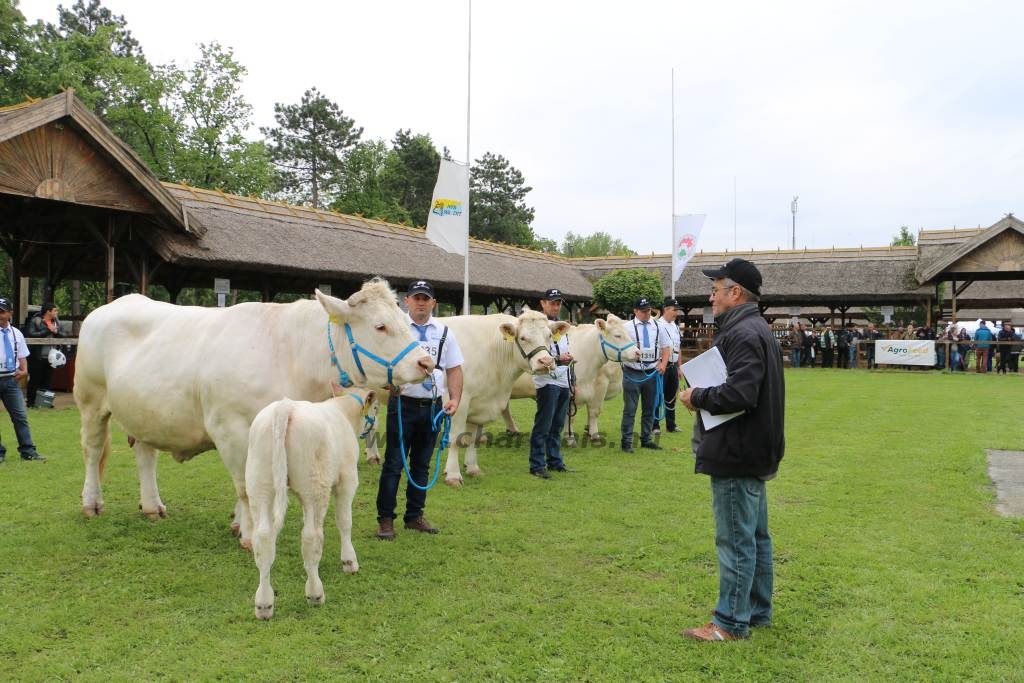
top-left (18, 0), bottom-right (1024, 254)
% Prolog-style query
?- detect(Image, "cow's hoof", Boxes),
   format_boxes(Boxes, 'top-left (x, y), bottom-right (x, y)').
top-left (230, 522), bottom-right (241, 536)
top-left (306, 594), bottom-right (324, 606)
top-left (127, 435), bottom-right (136, 447)
top-left (341, 559), bottom-right (359, 574)
top-left (466, 466), bottom-right (484, 478)
top-left (366, 455), bottom-right (381, 465)
top-left (82, 502), bottom-right (104, 518)
top-left (239, 538), bottom-right (253, 551)
top-left (141, 504), bottom-right (167, 520)
top-left (255, 604), bottom-right (274, 620)
top-left (565, 437), bottom-right (578, 448)
top-left (505, 429), bottom-right (520, 436)
top-left (445, 476), bottom-right (464, 488)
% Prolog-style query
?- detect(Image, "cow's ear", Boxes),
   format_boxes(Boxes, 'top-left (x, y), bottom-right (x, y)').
top-left (316, 289), bottom-right (352, 321)
top-left (363, 390), bottom-right (376, 415)
top-left (499, 321), bottom-right (516, 342)
top-left (521, 304), bottom-right (532, 313)
top-left (606, 313), bottom-right (622, 325)
top-left (550, 321), bottom-right (571, 340)
top-left (595, 318), bottom-right (608, 332)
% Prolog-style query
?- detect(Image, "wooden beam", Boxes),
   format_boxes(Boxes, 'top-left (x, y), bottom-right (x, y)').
top-left (105, 215), bottom-right (115, 303)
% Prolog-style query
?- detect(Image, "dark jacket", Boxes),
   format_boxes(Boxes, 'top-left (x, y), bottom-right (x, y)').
top-left (690, 303), bottom-right (785, 478)
top-left (25, 314), bottom-right (62, 358)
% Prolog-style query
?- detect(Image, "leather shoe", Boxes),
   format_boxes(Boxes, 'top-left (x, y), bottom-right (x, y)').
top-left (620, 442), bottom-right (634, 453)
top-left (682, 622), bottom-right (745, 641)
top-left (376, 518), bottom-right (395, 540)
top-left (641, 442), bottom-right (662, 450)
top-left (667, 426), bottom-right (684, 433)
top-left (547, 465), bottom-right (575, 473)
top-left (530, 469), bottom-right (551, 479)
top-left (404, 517), bottom-right (440, 534)
top-left (21, 451), bottom-right (46, 462)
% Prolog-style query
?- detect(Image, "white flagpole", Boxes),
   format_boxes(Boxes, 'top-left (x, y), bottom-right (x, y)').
top-left (463, 0), bottom-right (472, 315)
top-left (671, 68), bottom-right (676, 299)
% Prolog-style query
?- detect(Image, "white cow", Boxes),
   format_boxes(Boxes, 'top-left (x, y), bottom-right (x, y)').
top-left (500, 316), bottom-right (639, 444)
top-left (74, 279), bottom-right (432, 547)
top-left (437, 309), bottom-right (566, 486)
top-left (246, 387), bottom-right (379, 620)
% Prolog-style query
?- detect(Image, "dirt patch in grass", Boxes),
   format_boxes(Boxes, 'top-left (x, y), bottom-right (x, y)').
top-left (987, 450), bottom-right (1024, 517)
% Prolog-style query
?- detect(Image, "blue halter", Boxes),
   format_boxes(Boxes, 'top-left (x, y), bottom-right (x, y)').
top-left (326, 320), bottom-right (420, 388)
top-left (344, 392), bottom-right (377, 439)
top-left (600, 335), bottom-right (638, 363)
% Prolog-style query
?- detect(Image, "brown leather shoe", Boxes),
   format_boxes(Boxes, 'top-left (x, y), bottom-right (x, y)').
top-left (376, 518), bottom-right (395, 540)
top-left (682, 622), bottom-right (745, 641)
top-left (403, 517), bottom-right (439, 534)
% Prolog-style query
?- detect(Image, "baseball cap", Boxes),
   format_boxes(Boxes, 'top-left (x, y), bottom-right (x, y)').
top-left (701, 257), bottom-right (763, 297)
top-left (634, 297), bottom-right (652, 310)
top-left (541, 288), bottom-right (564, 301)
top-left (407, 280), bottom-right (435, 298)
top-left (662, 297), bottom-right (679, 309)
top-left (0, 298), bottom-right (12, 312)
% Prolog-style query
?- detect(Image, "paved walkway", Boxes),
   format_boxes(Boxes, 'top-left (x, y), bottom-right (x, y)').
top-left (987, 450), bottom-right (1024, 517)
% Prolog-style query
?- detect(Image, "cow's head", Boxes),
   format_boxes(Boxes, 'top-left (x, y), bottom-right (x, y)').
top-left (596, 314), bottom-right (642, 363)
top-left (499, 309), bottom-right (560, 375)
top-left (317, 279), bottom-right (433, 389)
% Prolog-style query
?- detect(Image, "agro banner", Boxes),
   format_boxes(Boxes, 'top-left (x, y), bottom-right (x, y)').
top-left (425, 159), bottom-right (470, 256)
top-left (875, 339), bottom-right (936, 366)
top-left (672, 214), bottom-right (706, 283)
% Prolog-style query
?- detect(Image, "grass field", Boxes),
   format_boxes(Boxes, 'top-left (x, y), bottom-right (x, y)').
top-left (1, 369), bottom-right (1022, 681)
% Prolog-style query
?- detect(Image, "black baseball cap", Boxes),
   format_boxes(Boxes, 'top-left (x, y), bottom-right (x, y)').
top-left (634, 297), bottom-right (652, 310)
top-left (407, 280), bottom-right (435, 298)
top-left (701, 258), bottom-right (763, 296)
top-left (541, 288), bottom-right (564, 301)
top-left (663, 297), bottom-right (680, 309)
top-left (0, 298), bottom-right (12, 312)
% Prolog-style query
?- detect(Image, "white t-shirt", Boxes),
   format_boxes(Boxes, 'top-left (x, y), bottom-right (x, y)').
top-left (624, 317), bottom-right (670, 371)
top-left (0, 323), bottom-right (28, 375)
top-left (533, 331), bottom-right (570, 389)
top-left (657, 318), bottom-right (681, 363)
top-left (401, 315), bottom-right (465, 399)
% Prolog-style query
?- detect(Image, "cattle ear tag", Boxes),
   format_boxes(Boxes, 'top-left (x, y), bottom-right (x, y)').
top-left (552, 332), bottom-right (564, 342)
top-left (502, 332), bottom-right (515, 342)
top-left (328, 315), bottom-right (342, 325)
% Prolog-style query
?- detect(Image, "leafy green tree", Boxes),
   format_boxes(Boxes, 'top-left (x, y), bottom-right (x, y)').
top-left (0, 0), bottom-right (32, 104)
top-left (469, 152), bottom-right (535, 247)
top-left (383, 129), bottom-right (441, 226)
top-left (891, 225), bottom-right (916, 246)
top-left (562, 230), bottom-right (636, 257)
top-left (332, 139), bottom-right (410, 224)
top-left (168, 42), bottom-right (273, 195)
top-left (591, 269), bottom-right (664, 318)
top-left (262, 87), bottom-right (362, 208)
top-left (531, 236), bottom-right (559, 253)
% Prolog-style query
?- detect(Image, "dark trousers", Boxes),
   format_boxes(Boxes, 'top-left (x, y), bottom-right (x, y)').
top-left (820, 349), bottom-right (834, 368)
top-left (0, 375), bottom-right (37, 457)
top-left (997, 350), bottom-right (1015, 374)
top-left (376, 397), bottom-right (441, 522)
top-left (837, 347), bottom-right (849, 368)
top-left (529, 384), bottom-right (569, 472)
top-left (654, 362), bottom-right (679, 431)
top-left (621, 367), bottom-right (659, 446)
top-left (26, 355), bottom-right (53, 407)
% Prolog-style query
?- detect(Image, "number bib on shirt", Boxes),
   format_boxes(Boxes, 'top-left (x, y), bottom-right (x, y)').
top-left (640, 347), bottom-right (657, 362)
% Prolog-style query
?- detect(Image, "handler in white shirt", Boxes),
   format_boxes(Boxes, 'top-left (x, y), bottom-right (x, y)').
top-left (653, 297), bottom-right (683, 434)
top-left (528, 288), bottom-right (575, 478)
top-left (620, 297), bottom-right (671, 452)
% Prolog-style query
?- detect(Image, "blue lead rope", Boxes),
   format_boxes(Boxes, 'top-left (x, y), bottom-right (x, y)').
top-left (395, 394), bottom-right (452, 492)
top-left (623, 367), bottom-right (666, 421)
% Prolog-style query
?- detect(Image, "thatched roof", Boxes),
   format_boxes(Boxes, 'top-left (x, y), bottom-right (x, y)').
top-left (575, 246), bottom-right (931, 306)
top-left (916, 215), bottom-right (1024, 282)
top-left (153, 184), bottom-right (593, 301)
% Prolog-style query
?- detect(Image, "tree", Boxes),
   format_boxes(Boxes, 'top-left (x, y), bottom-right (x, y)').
top-left (262, 87), bottom-right (362, 208)
top-left (531, 236), bottom-right (559, 253)
top-left (591, 269), bottom-right (664, 318)
top-left (0, 0), bottom-right (31, 104)
top-left (469, 152), bottom-right (535, 247)
top-left (332, 139), bottom-right (410, 224)
top-left (383, 129), bottom-right (441, 225)
top-left (562, 230), bottom-right (636, 257)
top-left (168, 42), bottom-right (273, 196)
top-left (891, 226), bottom-right (916, 246)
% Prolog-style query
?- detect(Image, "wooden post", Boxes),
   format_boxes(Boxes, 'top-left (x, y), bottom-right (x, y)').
top-left (105, 216), bottom-right (115, 303)
top-left (71, 280), bottom-right (81, 335)
top-left (950, 278), bottom-right (957, 323)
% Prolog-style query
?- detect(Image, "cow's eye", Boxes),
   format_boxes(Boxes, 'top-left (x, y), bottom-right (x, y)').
top-left (375, 324), bottom-right (386, 332)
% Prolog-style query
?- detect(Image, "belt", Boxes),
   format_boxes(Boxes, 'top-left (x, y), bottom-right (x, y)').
top-left (0, 373), bottom-right (15, 378)
top-left (391, 396), bottom-right (441, 408)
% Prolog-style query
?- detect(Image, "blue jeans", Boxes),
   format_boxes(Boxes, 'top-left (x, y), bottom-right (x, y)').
top-left (849, 345), bottom-right (858, 368)
top-left (790, 348), bottom-right (801, 368)
top-left (711, 476), bottom-right (773, 637)
top-left (376, 397), bottom-right (441, 522)
top-left (529, 384), bottom-right (569, 472)
top-left (620, 367), bottom-right (658, 446)
top-left (0, 375), bottom-right (37, 457)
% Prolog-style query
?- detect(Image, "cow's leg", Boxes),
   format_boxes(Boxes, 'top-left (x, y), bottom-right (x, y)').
top-left (363, 429), bottom-right (381, 465)
top-left (444, 400), bottom-right (469, 487)
top-left (133, 441), bottom-right (166, 519)
top-left (464, 423), bottom-right (485, 478)
top-left (333, 467), bottom-right (359, 574)
top-left (250, 492), bottom-right (278, 620)
top-left (500, 403), bottom-right (519, 434)
top-left (78, 396), bottom-right (111, 518)
top-left (210, 427), bottom-right (254, 549)
top-left (301, 498), bottom-right (327, 606)
top-left (587, 398), bottom-right (604, 445)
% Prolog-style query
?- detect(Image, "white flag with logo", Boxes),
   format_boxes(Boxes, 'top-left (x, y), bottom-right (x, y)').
top-left (672, 214), bottom-right (706, 282)
top-left (426, 159), bottom-right (470, 256)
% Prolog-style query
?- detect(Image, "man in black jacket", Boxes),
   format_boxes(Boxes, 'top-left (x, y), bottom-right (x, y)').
top-left (680, 258), bottom-right (785, 642)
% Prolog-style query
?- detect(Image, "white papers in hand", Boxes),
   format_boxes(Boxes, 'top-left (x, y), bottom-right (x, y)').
top-left (680, 346), bottom-right (743, 430)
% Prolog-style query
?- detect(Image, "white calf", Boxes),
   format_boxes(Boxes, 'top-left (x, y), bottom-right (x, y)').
top-left (245, 388), bottom-right (378, 620)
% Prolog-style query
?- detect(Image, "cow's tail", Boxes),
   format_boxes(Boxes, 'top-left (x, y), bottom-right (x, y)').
top-left (270, 400), bottom-right (292, 532)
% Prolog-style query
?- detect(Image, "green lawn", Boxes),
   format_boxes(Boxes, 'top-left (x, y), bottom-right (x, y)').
top-left (1, 370), bottom-right (1022, 681)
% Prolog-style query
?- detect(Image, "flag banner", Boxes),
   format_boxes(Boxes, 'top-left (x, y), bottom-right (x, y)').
top-left (672, 214), bottom-right (706, 282)
top-left (875, 339), bottom-right (936, 366)
top-left (426, 159), bottom-right (470, 256)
